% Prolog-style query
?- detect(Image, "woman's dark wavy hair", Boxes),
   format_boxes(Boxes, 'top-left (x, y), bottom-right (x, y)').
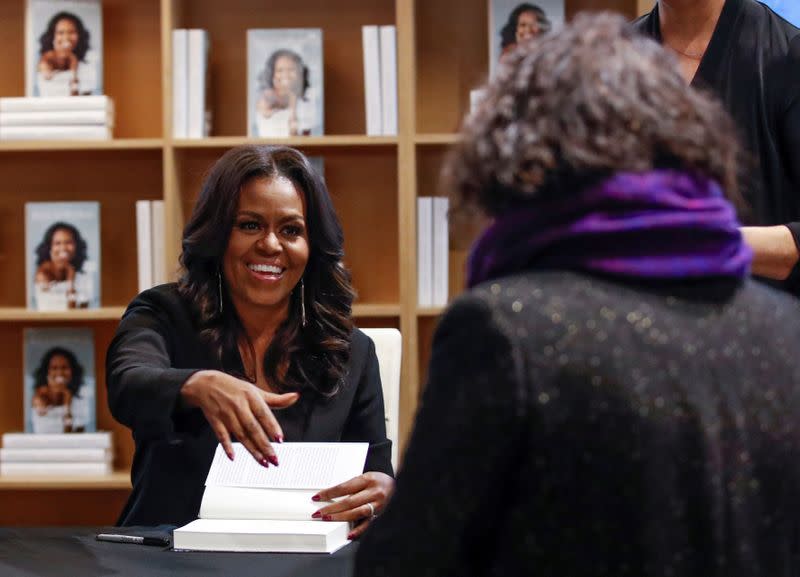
top-left (500, 3), bottom-right (552, 50)
top-left (39, 12), bottom-right (91, 62)
top-left (258, 49), bottom-right (310, 99)
top-left (33, 347), bottom-right (85, 398)
top-left (178, 145), bottom-right (354, 396)
top-left (448, 13), bottom-right (744, 217)
top-left (35, 222), bottom-right (88, 272)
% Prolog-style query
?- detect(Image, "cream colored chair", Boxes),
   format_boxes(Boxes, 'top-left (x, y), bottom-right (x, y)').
top-left (361, 328), bottom-right (402, 470)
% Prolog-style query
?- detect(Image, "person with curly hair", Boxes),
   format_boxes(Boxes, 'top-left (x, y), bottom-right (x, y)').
top-left (36, 11), bottom-right (96, 96)
top-left (356, 13), bottom-right (800, 576)
top-left (33, 221), bottom-right (90, 310)
top-left (31, 347), bottom-right (86, 434)
top-left (106, 145), bottom-right (394, 532)
top-left (255, 49), bottom-right (316, 137)
top-left (499, 3), bottom-right (552, 59)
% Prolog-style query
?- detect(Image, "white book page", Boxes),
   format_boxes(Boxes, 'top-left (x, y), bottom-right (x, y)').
top-left (199, 486), bottom-right (321, 520)
top-left (204, 442), bottom-right (368, 490)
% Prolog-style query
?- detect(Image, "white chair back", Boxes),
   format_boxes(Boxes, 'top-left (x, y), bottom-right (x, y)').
top-left (361, 328), bottom-right (402, 470)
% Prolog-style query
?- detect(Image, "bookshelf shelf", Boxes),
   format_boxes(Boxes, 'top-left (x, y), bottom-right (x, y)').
top-left (354, 303), bottom-right (401, 317)
top-left (0, 307), bottom-right (127, 322)
top-left (417, 307), bottom-right (445, 317)
top-left (0, 139), bottom-right (165, 152)
top-left (414, 134), bottom-right (460, 145)
top-left (0, 471), bottom-right (131, 491)
top-left (172, 136), bottom-right (398, 149)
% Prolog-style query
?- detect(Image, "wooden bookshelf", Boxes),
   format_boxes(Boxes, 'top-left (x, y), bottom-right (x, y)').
top-left (0, 0), bottom-right (642, 526)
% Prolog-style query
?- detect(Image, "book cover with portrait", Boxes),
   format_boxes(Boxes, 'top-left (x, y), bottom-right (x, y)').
top-left (489, 0), bottom-right (565, 75)
top-left (25, 0), bottom-right (103, 97)
top-left (247, 28), bottom-right (324, 138)
top-left (760, 0), bottom-right (800, 25)
top-left (25, 201), bottom-right (101, 310)
top-left (23, 327), bottom-right (96, 434)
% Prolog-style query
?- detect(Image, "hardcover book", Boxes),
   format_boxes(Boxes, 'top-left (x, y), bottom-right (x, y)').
top-left (489, 0), bottom-right (564, 75)
top-left (247, 28), bottom-right (324, 138)
top-left (25, 0), bottom-right (103, 97)
top-left (173, 442), bottom-right (368, 553)
top-left (23, 327), bottom-right (96, 434)
top-left (25, 201), bottom-right (101, 310)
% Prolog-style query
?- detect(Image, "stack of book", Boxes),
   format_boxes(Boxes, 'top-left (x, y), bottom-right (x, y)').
top-left (136, 200), bottom-right (167, 292)
top-left (0, 431), bottom-right (113, 477)
top-left (362, 25), bottom-right (397, 136)
top-left (0, 96), bottom-right (113, 140)
top-left (417, 197), bottom-right (449, 307)
top-left (172, 29), bottom-right (211, 138)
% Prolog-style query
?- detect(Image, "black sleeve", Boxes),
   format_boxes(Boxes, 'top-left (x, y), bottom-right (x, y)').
top-left (341, 333), bottom-right (394, 477)
top-left (105, 291), bottom-right (200, 441)
top-left (781, 36), bottom-right (800, 286)
top-left (355, 294), bottom-right (525, 577)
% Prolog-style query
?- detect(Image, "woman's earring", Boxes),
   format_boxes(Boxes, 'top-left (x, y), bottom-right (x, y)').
top-left (300, 278), bottom-right (307, 328)
top-left (217, 271), bottom-right (224, 314)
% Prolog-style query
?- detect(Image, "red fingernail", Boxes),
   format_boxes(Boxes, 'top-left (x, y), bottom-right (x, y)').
top-left (259, 458), bottom-right (270, 468)
top-left (311, 511), bottom-right (321, 519)
top-left (323, 515), bottom-right (332, 521)
top-left (311, 494), bottom-right (321, 502)
top-left (269, 454), bottom-right (279, 466)
top-left (227, 452), bottom-right (234, 461)
top-left (347, 533), bottom-right (355, 540)
top-left (275, 435), bottom-right (284, 444)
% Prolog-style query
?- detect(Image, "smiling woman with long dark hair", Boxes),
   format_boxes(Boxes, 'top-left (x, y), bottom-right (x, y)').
top-left (107, 145), bottom-right (394, 533)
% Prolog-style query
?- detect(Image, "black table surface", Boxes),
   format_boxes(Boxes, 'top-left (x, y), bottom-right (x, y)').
top-left (0, 526), bottom-right (357, 577)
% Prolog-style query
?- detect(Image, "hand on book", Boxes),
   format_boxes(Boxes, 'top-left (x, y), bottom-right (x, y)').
top-left (311, 471), bottom-right (395, 540)
top-left (180, 369), bottom-right (300, 466)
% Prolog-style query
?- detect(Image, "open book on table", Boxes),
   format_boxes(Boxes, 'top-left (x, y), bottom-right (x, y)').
top-left (173, 442), bottom-right (368, 554)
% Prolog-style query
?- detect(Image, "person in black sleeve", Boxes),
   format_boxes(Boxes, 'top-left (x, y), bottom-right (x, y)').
top-left (634, 0), bottom-right (800, 295)
top-left (106, 145), bottom-right (393, 535)
top-left (355, 14), bottom-right (800, 576)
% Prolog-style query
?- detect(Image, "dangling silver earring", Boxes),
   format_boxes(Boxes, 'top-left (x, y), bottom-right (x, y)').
top-left (217, 271), bottom-right (224, 314)
top-left (300, 278), bottom-right (307, 328)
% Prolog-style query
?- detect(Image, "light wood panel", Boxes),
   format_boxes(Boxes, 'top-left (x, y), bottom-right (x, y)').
top-left (0, 489), bottom-right (129, 525)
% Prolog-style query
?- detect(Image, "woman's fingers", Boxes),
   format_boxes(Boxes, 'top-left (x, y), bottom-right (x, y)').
top-left (263, 391), bottom-right (300, 409)
top-left (347, 519), bottom-right (372, 541)
top-left (207, 416), bottom-right (234, 460)
top-left (313, 475), bottom-right (368, 502)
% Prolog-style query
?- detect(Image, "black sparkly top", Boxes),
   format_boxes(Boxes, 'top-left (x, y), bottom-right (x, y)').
top-left (356, 270), bottom-right (800, 576)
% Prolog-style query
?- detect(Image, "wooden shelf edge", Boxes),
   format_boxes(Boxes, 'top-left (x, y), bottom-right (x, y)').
top-left (0, 139), bottom-right (164, 152)
top-left (172, 135), bottom-right (398, 148)
top-left (0, 307), bottom-right (126, 322)
top-left (414, 133), bottom-right (460, 145)
top-left (417, 306), bottom-right (445, 317)
top-left (353, 304), bottom-right (401, 317)
top-left (0, 471), bottom-right (131, 490)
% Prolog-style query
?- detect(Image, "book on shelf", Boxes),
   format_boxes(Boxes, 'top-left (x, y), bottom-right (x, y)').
top-left (2, 431), bottom-right (111, 449)
top-left (23, 327), bottom-right (96, 434)
top-left (488, 0), bottom-right (564, 75)
top-left (187, 29), bottom-right (211, 138)
top-left (0, 96), bottom-right (113, 140)
top-left (431, 197), bottom-right (450, 307)
top-left (25, 0), bottom-right (103, 97)
top-left (172, 29), bottom-right (189, 138)
top-left (0, 447), bottom-right (110, 462)
top-left (361, 25), bottom-right (398, 136)
top-left (136, 200), bottom-right (167, 293)
top-left (25, 201), bottom-right (101, 310)
top-left (417, 197), bottom-right (434, 307)
top-left (247, 28), bottom-right (324, 138)
top-left (0, 461), bottom-right (111, 476)
top-left (0, 95), bottom-right (110, 112)
top-left (173, 442), bottom-right (368, 553)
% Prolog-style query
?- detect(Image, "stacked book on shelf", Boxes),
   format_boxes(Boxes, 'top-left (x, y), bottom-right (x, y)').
top-left (417, 197), bottom-right (449, 307)
top-left (0, 431), bottom-right (113, 477)
top-left (136, 200), bottom-right (167, 292)
top-left (0, 96), bottom-right (113, 140)
top-left (362, 25), bottom-right (398, 136)
top-left (172, 29), bottom-right (211, 138)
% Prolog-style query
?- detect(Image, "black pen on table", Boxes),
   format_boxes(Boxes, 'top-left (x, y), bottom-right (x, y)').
top-left (96, 533), bottom-right (170, 547)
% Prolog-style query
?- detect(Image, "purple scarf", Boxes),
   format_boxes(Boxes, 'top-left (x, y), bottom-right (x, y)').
top-left (467, 170), bottom-right (752, 288)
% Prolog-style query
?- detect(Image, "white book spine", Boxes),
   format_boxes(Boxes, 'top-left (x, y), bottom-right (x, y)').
top-left (172, 29), bottom-right (189, 138)
top-left (379, 25), bottom-right (398, 136)
top-left (0, 95), bottom-right (111, 113)
top-left (0, 448), bottom-right (111, 462)
top-left (362, 26), bottom-right (383, 136)
top-left (150, 200), bottom-right (166, 285)
top-left (417, 197), bottom-right (434, 307)
top-left (0, 109), bottom-right (109, 126)
top-left (136, 200), bottom-right (153, 293)
top-left (432, 197), bottom-right (450, 307)
top-left (187, 29), bottom-right (209, 139)
top-left (0, 461), bottom-right (112, 476)
top-left (2, 432), bottom-right (112, 449)
top-left (0, 125), bottom-right (110, 140)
